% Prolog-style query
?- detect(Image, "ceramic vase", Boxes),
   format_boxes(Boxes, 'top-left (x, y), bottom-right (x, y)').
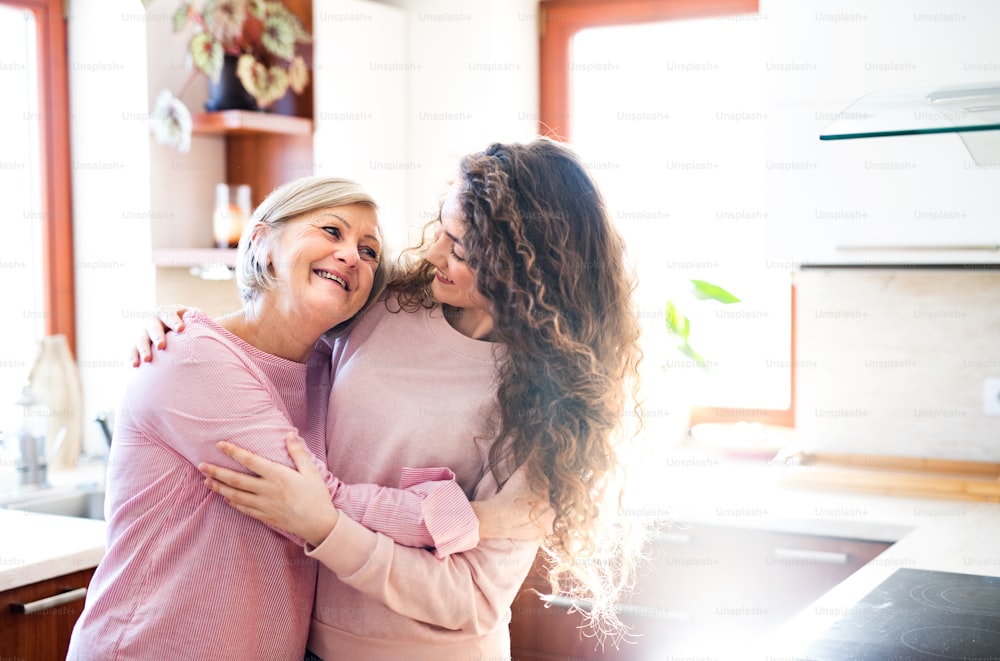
top-left (204, 54), bottom-right (260, 112)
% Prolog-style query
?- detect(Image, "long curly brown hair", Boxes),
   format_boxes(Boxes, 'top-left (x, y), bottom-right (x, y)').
top-left (391, 138), bottom-right (644, 636)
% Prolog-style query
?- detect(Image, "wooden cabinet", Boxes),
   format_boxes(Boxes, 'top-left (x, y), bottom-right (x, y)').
top-left (191, 110), bottom-right (315, 210)
top-left (0, 567), bottom-right (96, 661)
top-left (151, 109), bottom-right (315, 271)
top-left (509, 524), bottom-right (891, 660)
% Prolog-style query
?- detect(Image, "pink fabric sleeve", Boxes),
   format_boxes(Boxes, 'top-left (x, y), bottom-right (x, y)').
top-left (306, 465), bottom-right (540, 633)
top-left (135, 328), bottom-right (477, 553)
top-left (132, 333), bottom-right (325, 490)
top-left (311, 460), bottom-right (480, 555)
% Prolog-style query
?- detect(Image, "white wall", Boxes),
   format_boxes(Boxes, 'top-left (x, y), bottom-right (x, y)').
top-left (68, 0), bottom-right (157, 455)
top-left (322, 0), bottom-right (539, 251)
top-left (312, 1), bottom-right (411, 254)
top-left (398, 0), bottom-right (539, 243)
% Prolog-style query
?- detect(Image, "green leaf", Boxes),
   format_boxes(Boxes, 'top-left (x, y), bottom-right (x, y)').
top-left (665, 300), bottom-right (690, 341)
top-left (261, 15), bottom-right (297, 60)
top-left (677, 341), bottom-right (706, 367)
top-left (190, 31), bottom-right (224, 79)
top-left (690, 279), bottom-right (740, 304)
top-left (171, 2), bottom-right (191, 32)
top-left (248, 0), bottom-right (267, 20)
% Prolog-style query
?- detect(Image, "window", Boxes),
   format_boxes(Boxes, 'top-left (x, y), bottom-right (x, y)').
top-left (541, 0), bottom-right (795, 427)
top-left (0, 0), bottom-right (74, 403)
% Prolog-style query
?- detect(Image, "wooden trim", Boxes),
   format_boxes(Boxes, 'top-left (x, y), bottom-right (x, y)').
top-left (191, 111), bottom-right (313, 136)
top-left (804, 453), bottom-right (1000, 478)
top-left (5, 0), bottom-right (76, 356)
top-left (539, 0), bottom-right (759, 140)
top-left (151, 249), bottom-right (237, 269)
top-left (779, 453), bottom-right (1000, 502)
top-left (39, 1), bottom-right (75, 356)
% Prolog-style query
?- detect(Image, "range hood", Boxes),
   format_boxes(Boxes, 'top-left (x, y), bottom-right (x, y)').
top-left (819, 81), bottom-right (1000, 164)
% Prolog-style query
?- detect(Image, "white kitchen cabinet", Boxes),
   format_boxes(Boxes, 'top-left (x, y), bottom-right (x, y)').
top-left (761, 0), bottom-right (1000, 266)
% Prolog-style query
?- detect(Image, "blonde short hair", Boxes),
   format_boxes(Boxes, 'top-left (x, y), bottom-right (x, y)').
top-left (235, 176), bottom-right (387, 334)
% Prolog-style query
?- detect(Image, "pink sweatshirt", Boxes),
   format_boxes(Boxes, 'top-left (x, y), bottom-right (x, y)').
top-left (306, 297), bottom-right (541, 660)
top-left (67, 312), bottom-right (478, 661)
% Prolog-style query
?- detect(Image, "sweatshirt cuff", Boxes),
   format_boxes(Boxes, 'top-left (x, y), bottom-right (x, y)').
top-left (399, 467), bottom-right (480, 558)
top-left (305, 508), bottom-right (378, 576)
top-left (422, 480), bottom-right (480, 558)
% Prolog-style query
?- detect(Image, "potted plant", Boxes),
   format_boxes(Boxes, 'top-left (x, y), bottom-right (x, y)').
top-left (665, 279), bottom-right (740, 367)
top-left (645, 279), bottom-right (740, 446)
top-left (146, 0), bottom-right (312, 152)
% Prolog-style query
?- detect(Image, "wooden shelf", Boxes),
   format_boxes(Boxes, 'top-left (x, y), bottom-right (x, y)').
top-left (152, 248), bottom-right (237, 268)
top-left (191, 111), bottom-right (313, 137)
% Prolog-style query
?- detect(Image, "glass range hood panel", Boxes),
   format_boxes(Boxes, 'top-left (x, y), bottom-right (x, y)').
top-left (819, 81), bottom-right (1000, 164)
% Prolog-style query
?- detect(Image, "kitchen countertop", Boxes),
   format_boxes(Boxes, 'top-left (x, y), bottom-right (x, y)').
top-left (0, 459), bottom-right (108, 592)
top-left (0, 509), bottom-right (106, 592)
top-left (2, 448), bottom-right (999, 659)
top-left (624, 444), bottom-right (1000, 660)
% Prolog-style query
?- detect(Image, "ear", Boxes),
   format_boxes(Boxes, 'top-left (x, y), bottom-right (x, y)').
top-left (248, 223), bottom-right (271, 268)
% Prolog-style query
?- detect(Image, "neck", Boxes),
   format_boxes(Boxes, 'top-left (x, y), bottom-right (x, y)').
top-left (443, 304), bottom-right (494, 341)
top-left (217, 300), bottom-right (322, 363)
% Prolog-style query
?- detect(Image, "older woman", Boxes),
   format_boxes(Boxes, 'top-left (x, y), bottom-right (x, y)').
top-left (68, 177), bottom-right (481, 661)
top-left (153, 139), bottom-right (643, 659)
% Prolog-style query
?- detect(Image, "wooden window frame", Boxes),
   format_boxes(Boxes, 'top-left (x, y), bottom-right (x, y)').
top-left (539, 0), bottom-right (795, 427)
top-left (4, 0), bottom-right (76, 355)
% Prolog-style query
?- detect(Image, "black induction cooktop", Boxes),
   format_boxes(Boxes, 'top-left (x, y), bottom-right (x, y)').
top-left (798, 568), bottom-right (1000, 661)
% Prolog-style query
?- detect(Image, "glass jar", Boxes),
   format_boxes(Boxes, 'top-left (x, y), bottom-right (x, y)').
top-left (212, 183), bottom-right (251, 249)
top-left (14, 383), bottom-right (49, 489)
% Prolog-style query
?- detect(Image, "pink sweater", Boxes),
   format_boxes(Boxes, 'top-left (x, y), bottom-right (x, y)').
top-left (306, 297), bottom-right (541, 660)
top-left (67, 312), bottom-right (478, 661)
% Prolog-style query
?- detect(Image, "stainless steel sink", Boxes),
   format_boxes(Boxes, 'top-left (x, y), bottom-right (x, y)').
top-left (1, 485), bottom-right (106, 520)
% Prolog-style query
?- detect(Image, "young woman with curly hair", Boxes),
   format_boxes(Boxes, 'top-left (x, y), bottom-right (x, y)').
top-left (147, 138), bottom-right (643, 659)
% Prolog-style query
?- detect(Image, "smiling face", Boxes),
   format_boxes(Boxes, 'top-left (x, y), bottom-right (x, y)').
top-left (263, 203), bottom-right (381, 330)
top-left (426, 180), bottom-right (494, 334)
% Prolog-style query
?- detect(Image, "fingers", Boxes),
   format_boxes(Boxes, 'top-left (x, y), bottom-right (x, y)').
top-left (131, 304), bottom-right (189, 367)
top-left (133, 323), bottom-right (162, 366)
top-left (133, 326), bottom-right (155, 365)
top-left (158, 304), bottom-right (188, 332)
top-left (198, 461), bottom-right (261, 492)
top-left (217, 441), bottom-right (279, 478)
top-left (146, 317), bottom-right (168, 352)
top-left (203, 477), bottom-right (270, 522)
top-left (284, 432), bottom-right (316, 474)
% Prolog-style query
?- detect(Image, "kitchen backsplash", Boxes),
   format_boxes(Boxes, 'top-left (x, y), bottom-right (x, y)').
top-left (795, 268), bottom-right (1000, 463)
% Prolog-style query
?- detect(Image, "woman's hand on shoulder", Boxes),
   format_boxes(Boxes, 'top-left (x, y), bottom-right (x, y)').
top-left (130, 304), bottom-right (191, 366)
top-left (199, 432), bottom-right (340, 547)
